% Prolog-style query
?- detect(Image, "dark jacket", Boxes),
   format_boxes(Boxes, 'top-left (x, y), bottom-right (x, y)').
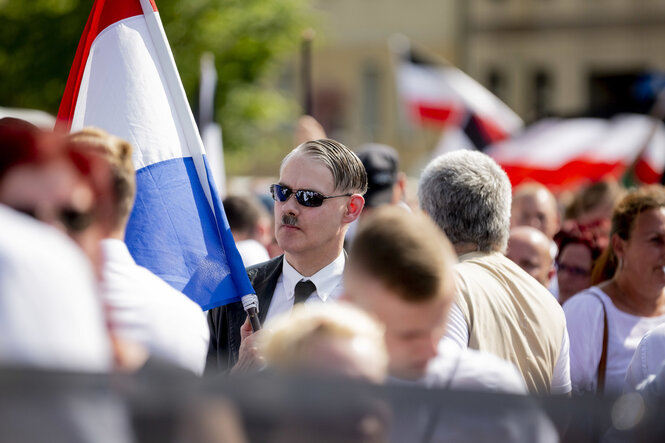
top-left (205, 255), bottom-right (283, 374)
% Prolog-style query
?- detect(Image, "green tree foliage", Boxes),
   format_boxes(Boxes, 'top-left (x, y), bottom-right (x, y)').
top-left (0, 0), bottom-right (311, 174)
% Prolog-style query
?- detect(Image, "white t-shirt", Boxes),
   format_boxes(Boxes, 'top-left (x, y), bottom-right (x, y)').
top-left (0, 205), bottom-right (112, 371)
top-left (389, 342), bottom-right (558, 443)
top-left (563, 286), bottom-right (665, 394)
top-left (443, 302), bottom-right (572, 394)
top-left (101, 239), bottom-right (210, 375)
top-left (264, 251), bottom-right (345, 324)
top-left (235, 239), bottom-right (270, 267)
top-left (625, 323), bottom-right (665, 391)
top-left (420, 340), bottom-right (527, 393)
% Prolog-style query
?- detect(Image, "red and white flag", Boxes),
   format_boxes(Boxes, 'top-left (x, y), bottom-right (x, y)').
top-left (396, 52), bottom-right (523, 149)
top-left (486, 114), bottom-right (665, 189)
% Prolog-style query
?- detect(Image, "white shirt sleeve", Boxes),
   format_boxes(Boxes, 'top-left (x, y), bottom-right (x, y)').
top-left (563, 293), bottom-right (605, 394)
top-left (550, 326), bottom-right (572, 394)
top-left (624, 324), bottom-right (665, 392)
top-left (442, 301), bottom-right (469, 350)
top-left (625, 335), bottom-right (648, 391)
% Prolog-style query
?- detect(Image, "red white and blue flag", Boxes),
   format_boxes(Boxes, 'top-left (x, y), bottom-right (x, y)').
top-left (57, 0), bottom-right (255, 310)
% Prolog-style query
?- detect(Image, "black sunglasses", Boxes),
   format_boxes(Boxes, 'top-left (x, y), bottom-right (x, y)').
top-left (270, 184), bottom-right (352, 208)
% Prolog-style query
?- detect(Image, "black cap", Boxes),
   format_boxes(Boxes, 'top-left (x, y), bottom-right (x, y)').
top-left (356, 144), bottom-right (399, 208)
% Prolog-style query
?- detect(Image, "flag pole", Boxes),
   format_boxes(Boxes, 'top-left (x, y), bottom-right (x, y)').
top-left (301, 28), bottom-right (315, 116)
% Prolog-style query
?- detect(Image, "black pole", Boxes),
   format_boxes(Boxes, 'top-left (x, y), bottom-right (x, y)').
top-left (301, 29), bottom-right (315, 116)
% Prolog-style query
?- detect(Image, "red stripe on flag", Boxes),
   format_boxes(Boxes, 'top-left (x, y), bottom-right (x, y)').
top-left (499, 159), bottom-right (627, 188)
top-left (635, 157), bottom-right (662, 184)
top-left (410, 102), bottom-right (465, 127)
top-left (474, 114), bottom-right (510, 144)
top-left (56, 0), bottom-right (158, 129)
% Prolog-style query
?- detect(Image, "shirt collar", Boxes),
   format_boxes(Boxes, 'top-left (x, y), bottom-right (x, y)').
top-left (100, 238), bottom-right (136, 264)
top-left (282, 251), bottom-right (346, 302)
top-left (458, 251), bottom-right (494, 262)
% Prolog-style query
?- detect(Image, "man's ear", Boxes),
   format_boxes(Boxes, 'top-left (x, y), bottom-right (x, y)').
top-left (343, 194), bottom-right (365, 223)
top-left (393, 172), bottom-right (407, 204)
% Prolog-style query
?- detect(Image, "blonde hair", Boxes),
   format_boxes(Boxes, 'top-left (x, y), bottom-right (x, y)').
top-left (259, 303), bottom-right (387, 379)
top-left (68, 127), bottom-right (135, 229)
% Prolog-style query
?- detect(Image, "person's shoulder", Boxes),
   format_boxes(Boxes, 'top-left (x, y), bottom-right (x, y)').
top-left (0, 205), bottom-right (93, 276)
top-left (454, 349), bottom-right (527, 394)
top-left (643, 323), bottom-right (665, 341)
top-left (562, 287), bottom-right (606, 312)
top-left (431, 342), bottom-right (527, 394)
top-left (246, 255), bottom-right (283, 281)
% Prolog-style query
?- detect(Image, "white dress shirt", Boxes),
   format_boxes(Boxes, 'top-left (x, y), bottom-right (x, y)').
top-left (101, 239), bottom-right (210, 375)
top-left (264, 251), bottom-right (345, 323)
top-left (0, 205), bottom-right (112, 371)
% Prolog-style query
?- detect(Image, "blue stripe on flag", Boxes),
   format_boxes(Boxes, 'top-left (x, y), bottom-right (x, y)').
top-left (125, 156), bottom-right (249, 310)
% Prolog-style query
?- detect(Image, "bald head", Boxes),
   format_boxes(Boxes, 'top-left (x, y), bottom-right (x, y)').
top-left (511, 183), bottom-right (560, 240)
top-left (506, 226), bottom-right (554, 287)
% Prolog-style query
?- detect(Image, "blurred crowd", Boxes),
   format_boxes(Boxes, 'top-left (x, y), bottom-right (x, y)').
top-left (4, 114), bottom-right (665, 441)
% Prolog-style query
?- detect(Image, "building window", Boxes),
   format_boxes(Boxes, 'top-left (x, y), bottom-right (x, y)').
top-left (487, 68), bottom-right (506, 101)
top-left (533, 69), bottom-right (552, 120)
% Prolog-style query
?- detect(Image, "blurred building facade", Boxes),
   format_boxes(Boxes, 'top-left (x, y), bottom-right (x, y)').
top-left (468, 0), bottom-right (665, 122)
top-left (277, 0), bottom-right (462, 172)
top-left (282, 0), bottom-right (665, 172)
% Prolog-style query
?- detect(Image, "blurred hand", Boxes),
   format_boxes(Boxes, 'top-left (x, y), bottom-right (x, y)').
top-left (230, 317), bottom-right (265, 375)
top-left (294, 115), bottom-right (326, 145)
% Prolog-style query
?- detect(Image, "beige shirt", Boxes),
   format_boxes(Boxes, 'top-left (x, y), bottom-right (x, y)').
top-left (453, 251), bottom-right (568, 394)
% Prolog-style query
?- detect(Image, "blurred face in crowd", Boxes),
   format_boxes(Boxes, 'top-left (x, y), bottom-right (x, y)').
top-left (345, 268), bottom-right (450, 381)
top-left (511, 189), bottom-right (560, 240)
top-left (0, 159), bottom-right (105, 275)
top-left (0, 159), bottom-right (94, 231)
top-left (507, 227), bottom-right (553, 287)
top-left (557, 243), bottom-right (593, 303)
top-left (275, 153), bottom-right (355, 270)
top-left (614, 207), bottom-right (665, 296)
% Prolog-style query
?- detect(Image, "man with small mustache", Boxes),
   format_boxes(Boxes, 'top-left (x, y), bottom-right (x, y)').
top-left (206, 139), bottom-right (367, 374)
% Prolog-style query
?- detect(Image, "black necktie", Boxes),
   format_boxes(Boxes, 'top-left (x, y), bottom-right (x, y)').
top-left (294, 280), bottom-right (316, 305)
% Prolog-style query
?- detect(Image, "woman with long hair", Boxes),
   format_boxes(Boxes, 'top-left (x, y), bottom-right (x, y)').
top-left (564, 185), bottom-right (665, 394)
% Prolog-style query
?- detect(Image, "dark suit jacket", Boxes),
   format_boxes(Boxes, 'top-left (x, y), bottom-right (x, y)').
top-left (205, 255), bottom-right (283, 374)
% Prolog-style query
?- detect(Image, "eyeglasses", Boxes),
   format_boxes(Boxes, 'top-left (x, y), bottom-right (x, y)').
top-left (556, 262), bottom-right (590, 278)
top-left (270, 184), bottom-right (352, 208)
top-left (14, 206), bottom-right (95, 233)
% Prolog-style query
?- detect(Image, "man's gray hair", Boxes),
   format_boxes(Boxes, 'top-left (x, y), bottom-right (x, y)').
top-left (281, 139), bottom-right (368, 194)
top-left (418, 150), bottom-right (512, 253)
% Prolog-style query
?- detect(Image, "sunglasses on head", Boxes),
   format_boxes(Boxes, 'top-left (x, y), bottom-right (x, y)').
top-left (270, 184), bottom-right (352, 208)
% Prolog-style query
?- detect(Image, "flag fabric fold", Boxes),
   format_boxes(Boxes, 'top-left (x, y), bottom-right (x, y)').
top-left (395, 49), bottom-right (523, 150)
top-left (485, 114), bottom-right (665, 189)
top-left (57, 0), bottom-right (254, 310)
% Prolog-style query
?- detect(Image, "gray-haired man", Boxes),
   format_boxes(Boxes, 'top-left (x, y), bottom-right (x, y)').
top-left (418, 150), bottom-right (570, 395)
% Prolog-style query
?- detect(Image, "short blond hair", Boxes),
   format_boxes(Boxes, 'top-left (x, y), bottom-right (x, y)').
top-left (68, 127), bottom-right (135, 229)
top-left (259, 303), bottom-right (388, 379)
